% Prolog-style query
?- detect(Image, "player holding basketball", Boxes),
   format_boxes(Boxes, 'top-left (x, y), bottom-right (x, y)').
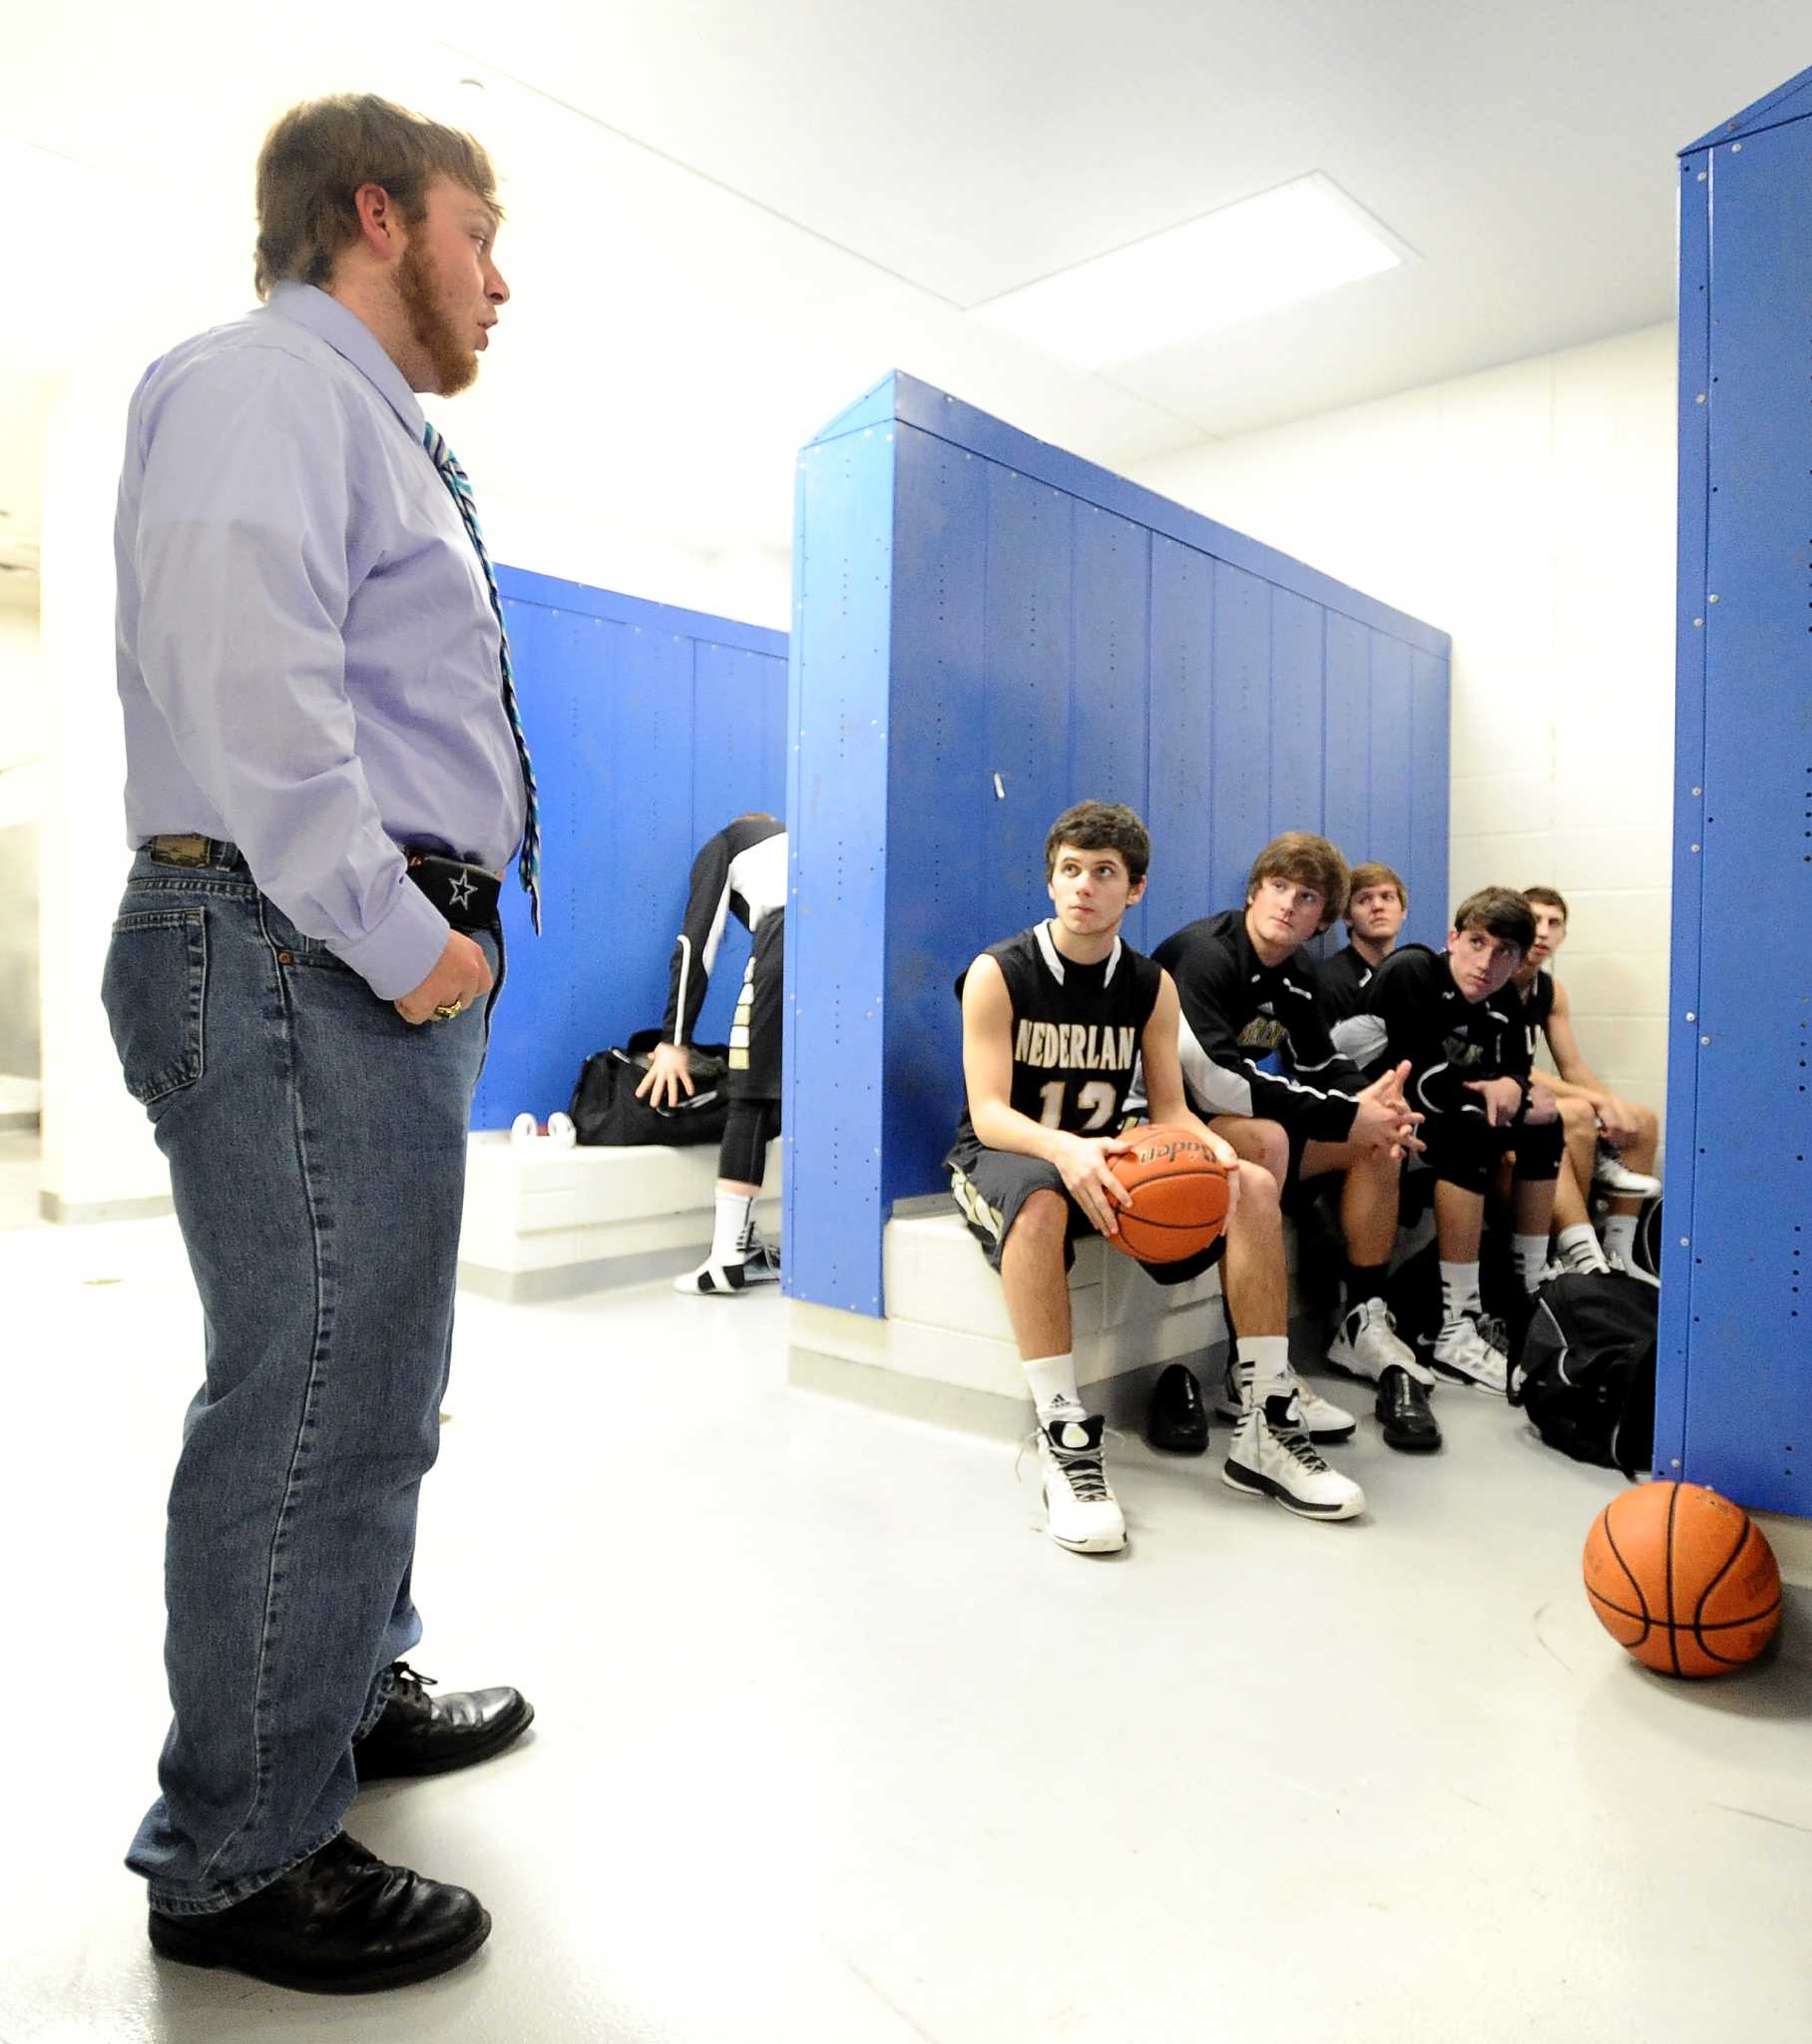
top-left (1353, 887), bottom-right (1565, 1391)
top-left (640, 812), bottom-right (786, 1293)
top-left (1152, 834), bottom-right (1436, 1453)
top-left (949, 801), bottom-right (1366, 1553)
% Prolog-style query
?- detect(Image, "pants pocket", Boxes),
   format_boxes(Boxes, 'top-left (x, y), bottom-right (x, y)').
top-left (102, 907), bottom-right (208, 1108)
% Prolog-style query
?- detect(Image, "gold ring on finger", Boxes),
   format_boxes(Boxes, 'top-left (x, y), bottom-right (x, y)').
top-left (433, 999), bottom-right (464, 1021)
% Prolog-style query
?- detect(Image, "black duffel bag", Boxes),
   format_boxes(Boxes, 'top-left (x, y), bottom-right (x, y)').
top-left (1508, 1271), bottom-right (1657, 1477)
top-left (567, 1028), bottom-right (733, 1148)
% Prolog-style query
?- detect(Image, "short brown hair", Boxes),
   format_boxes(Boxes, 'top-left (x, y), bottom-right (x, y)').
top-left (1454, 887), bottom-right (1535, 955)
top-left (1523, 885), bottom-right (1569, 922)
top-left (1246, 831), bottom-right (1349, 931)
top-left (1346, 861), bottom-right (1407, 913)
top-left (1045, 801), bottom-right (1150, 883)
top-left (254, 94), bottom-right (502, 299)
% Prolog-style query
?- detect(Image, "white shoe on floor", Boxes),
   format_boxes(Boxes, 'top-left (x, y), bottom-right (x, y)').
top-left (1033, 1404), bottom-right (1127, 1553)
top-left (1213, 1361), bottom-right (1355, 1441)
top-left (673, 1235), bottom-right (781, 1295)
top-left (1431, 1312), bottom-right (1510, 1394)
top-left (1220, 1381), bottom-right (1365, 1520)
top-left (1326, 1298), bottom-right (1436, 1389)
top-left (1592, 1145), bottom-right (1661, 1199)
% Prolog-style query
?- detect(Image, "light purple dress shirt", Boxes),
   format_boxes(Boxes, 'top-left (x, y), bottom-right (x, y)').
top-left (114, 282), bottom-right (527, 999)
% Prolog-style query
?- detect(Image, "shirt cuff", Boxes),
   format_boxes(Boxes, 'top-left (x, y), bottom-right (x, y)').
top-left (328, 871), bottom-right (452, 999)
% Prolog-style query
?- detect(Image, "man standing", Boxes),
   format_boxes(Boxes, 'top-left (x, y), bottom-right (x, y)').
top-left (104, 95), bottom-right (536, 1992)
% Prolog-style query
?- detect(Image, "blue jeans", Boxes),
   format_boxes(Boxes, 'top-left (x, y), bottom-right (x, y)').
top-left (100, 846), bottom-right (499, 1914)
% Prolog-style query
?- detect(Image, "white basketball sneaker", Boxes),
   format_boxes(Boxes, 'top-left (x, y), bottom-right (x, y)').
top-left (673, 1229), bottom-right (782, 1295)
top-left (1327, 1297), bottom-right (1436, 1388)
top-left (1221, 1381), bottom-right (1365, 1521)
top-left (1431, 1312), bottom-right (1510, 1393)
top-left (1034, 1405), bottom-right (1127, 1554)
top-left (1213, 1359), bottom-right (1356, 1442)
top-left (1592, 1144), bottom-right (1661, 1199)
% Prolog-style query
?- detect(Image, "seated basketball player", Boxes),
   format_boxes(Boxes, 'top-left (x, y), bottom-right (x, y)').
top-left (950, 800), bottom-right (1368, 1553)
top-left (1358, 888), bottom-right (1565, 1390)
top-left (1315, 860), bottom-right (1408, 1029)
top-left (640, 812), bottom-right (786, 1294)
top-left (1515, 886), bottom-right (1661, 1284)
top-left (1152, 833), bottom-right (1437, 1453)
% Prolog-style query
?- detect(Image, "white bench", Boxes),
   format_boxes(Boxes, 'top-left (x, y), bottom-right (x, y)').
top-left (786, 1197), bottom-right (1323, 1439)
top-left (458, 1134), bottom-right (781, 1301)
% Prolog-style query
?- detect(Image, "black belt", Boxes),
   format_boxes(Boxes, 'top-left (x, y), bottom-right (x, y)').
top-left (142, 835), bottom-right (501, 933)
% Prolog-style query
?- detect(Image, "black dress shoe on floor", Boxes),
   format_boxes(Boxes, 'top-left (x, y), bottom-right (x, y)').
top-left (148, 1832), bottom-right (490, 1993)
top-left (354, 1662), bottom-right (535, 1781)
top-left (1376, 1366), bottom-right (1442, 1452)
top-left (1147, 1362), bottom-right (1210, 1455)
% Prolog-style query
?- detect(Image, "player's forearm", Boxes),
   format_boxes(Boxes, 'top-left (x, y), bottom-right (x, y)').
top-left (968, 1097), bottom-right (1067, 1165)
top-left (1537, 1068), bottom-right (1605, 1102)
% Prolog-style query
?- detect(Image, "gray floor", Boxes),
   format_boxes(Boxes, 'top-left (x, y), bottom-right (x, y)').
top-left (3, 1184), bottom-right (1809, 2044)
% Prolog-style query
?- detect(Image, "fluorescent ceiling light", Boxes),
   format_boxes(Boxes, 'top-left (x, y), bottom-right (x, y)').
top-left (969, 174), bottom-right (1411, 369)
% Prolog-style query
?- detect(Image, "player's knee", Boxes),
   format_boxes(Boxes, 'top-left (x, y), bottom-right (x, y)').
top-left (1634, 1103), bottom-right (1658, 1143)
top-left (1559, 1094), bottom-right (1594, 1136)
top-left (1008, 1189), bottom-right (1070, 1252)
top-left (1234, 1159), bottom-right (1278, 1220)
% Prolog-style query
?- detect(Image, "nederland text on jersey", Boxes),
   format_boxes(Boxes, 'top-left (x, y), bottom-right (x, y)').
top-left (1014, 1021), bottom-right (1138, 1072)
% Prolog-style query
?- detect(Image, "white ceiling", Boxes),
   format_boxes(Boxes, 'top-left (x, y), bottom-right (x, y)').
top-left (2, 1), bottom-right (1805, 573)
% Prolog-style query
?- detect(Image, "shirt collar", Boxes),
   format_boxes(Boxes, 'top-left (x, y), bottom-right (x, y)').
top-left (263, 283), bottom-right (427, 442)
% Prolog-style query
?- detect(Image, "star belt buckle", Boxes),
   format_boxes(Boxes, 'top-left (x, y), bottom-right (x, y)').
top-left (448, 871), bottom-right (476, 910)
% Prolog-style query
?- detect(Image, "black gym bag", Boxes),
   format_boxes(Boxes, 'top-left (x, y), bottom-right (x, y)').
top-left (1507, 1271), bottom-right (1657, 1477)
top-left (567, 1028), bottom-right (734, 1148)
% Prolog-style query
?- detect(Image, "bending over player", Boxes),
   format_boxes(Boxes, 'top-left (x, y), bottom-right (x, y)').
top-left (949, 800), bottom-right (1368, 1554)
top-left (641, 812), bottom-right (786, 1293)
top-left (1359, 888), bottom-right (1565, 1390)
top-left (1153, 834), bottom-right (1436, 1454)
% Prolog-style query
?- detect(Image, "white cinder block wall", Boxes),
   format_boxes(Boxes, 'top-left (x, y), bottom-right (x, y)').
top-left (1131, 323), bottom-right (1676, 1147)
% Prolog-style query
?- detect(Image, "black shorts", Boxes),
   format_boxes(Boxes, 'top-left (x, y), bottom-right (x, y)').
top-left (726, 908), bottom-right (783, 1102)
top-left (1420, 1108), bottom-right (1564, 1197)
top-left (946, 1141), bottom-right (1228, 1287)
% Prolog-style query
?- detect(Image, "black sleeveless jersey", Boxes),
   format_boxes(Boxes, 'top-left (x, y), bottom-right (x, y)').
top-left (950, 921), bottom-right (1162, 1154)
top-left (1521, 968), bottom-right (1555, 1063)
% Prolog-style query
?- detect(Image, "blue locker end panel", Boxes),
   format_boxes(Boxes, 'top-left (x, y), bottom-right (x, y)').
top-left (1662, 90), bottom-right (1812, 1515)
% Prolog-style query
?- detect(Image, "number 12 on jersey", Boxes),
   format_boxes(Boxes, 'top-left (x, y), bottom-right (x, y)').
top-left (1038, 1079), bottom-right (1117, 1131)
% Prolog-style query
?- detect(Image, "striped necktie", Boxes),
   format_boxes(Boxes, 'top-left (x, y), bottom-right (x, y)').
top-left (422, 421), bottom-right (543, 933)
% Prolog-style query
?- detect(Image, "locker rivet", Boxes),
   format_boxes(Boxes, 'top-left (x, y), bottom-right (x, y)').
top-left (1691, 843), bottom-right (1701, 852)
top-left (1694, 392), bottom-right (1706, 403)
top-left (1707, 593), bottom-right (1719, 603)
top-left (1691, 785), bottom-right (1702, 796)
top-left (1670, 1458), bottom-right (1682, 1470)
top-left (1680, 1238), bottom-right (1690, 1248)
top-left (1696, 172), bottom-right (1706, 182)
top-left (1685, 1011), bottom-right (1696, 1022)
top-left (1700, 1035), bottom-right (1711, 1046)
top-left (1731, 142), bottom-right (1743, 152)
top-left (1692, 617), bottom-right (1703, 628)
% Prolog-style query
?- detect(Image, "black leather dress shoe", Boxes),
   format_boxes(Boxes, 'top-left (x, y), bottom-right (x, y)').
top-left (1146, 1361), bottom-right (1209, 1454)
top-left (1376, 1366), bottom-right (1441, 1452)
top-left (353, 1662), bottom-right (535, 1781)
top-left (148, 1832), bottom-right (489, 1993)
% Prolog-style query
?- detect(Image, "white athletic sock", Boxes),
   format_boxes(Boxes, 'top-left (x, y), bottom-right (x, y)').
top-left (1512, 1233), bottom-right (1550, 1295)
top-left (1558, 1222), bottom-right (1610, 1275)
top-left (710, 1189), bottom-right (755, 1266)
top-left (1238, 1334), bottom-right (1293, 1401)
top-left (1601, 1213), bottom-right (1638, 1264)
top-left (1023, 1352), bottom-right (1081, 1417)
top-left (1439, 1261), bottom-right (1482, 1329)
